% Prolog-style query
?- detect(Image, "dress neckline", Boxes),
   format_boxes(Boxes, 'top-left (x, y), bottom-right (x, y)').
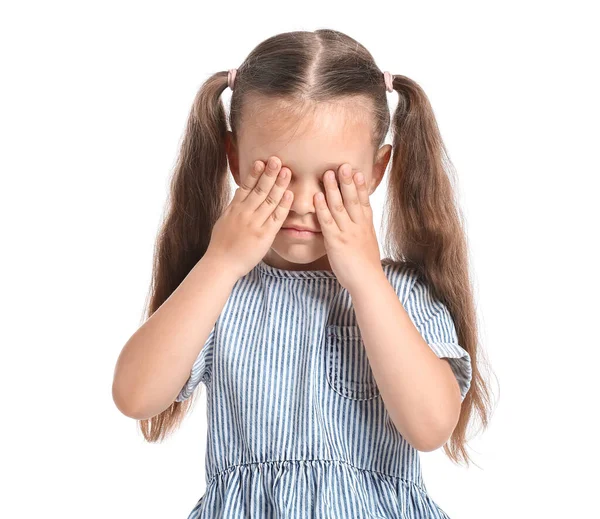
top-left (257, 259), bottom-right (339, 279)
top-left (256, 258), bottom-right (401, 280)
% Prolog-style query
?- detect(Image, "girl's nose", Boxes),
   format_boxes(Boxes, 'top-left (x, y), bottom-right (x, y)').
top-left (288, 183), bottom-right (322, 214)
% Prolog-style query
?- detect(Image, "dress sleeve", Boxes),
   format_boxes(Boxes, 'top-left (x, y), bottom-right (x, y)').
top-left (175, 325), bottom-right (216, 402)
top-left (403, 273), bottom-right (472, 402)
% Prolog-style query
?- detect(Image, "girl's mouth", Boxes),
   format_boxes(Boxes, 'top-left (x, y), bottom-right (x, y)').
top-left (281, 228), bottom-right (321, 238)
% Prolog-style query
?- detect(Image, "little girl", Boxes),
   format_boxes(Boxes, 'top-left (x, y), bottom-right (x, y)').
top-left (113, 29), bottom-right (492, 519)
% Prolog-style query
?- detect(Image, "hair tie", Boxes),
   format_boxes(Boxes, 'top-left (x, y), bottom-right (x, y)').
top-left (228, 68), bottom-right (237, 90)
top-left (383, 71), bottom-right (394, 93)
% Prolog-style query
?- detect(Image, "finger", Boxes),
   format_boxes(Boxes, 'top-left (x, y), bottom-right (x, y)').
top-left (262, 188), bottom-right (294, 233)
top-left (338, 164), bottom-right (364, 224)
top-left (323, 168), bottom-right (352, 231)
top-left (255, 166), bottom-right (292, 226)
top-left (354, 171), bottom-right (373, 218)
top-left (242, 156), bottom-right (283, 212)
top-left (231, 159), bottom-right (265, 204)
top-left (314, 190), bottom-right (340, 237)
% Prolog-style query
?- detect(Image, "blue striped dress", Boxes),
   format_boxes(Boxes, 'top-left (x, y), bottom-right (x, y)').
top-left (175, 258), bottom-right (472, 518)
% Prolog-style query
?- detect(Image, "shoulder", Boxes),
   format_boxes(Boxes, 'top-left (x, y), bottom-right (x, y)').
top-left (381, 259), bottom-right (452, 326)
top-left (380, 258), bottom-right (422, 305)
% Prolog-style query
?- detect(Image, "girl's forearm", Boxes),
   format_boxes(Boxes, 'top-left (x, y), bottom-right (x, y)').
top-left (348, 269), bottom-right (462, 452)
top-left (112, 251), bottom-right (239, 420)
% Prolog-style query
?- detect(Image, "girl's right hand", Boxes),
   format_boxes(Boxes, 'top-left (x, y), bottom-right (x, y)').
top-left (206, 156), bottom-right (294, 279)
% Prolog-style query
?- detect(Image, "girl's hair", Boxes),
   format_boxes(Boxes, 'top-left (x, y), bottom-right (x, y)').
top-left (138, 29), bottom-right (495, 466)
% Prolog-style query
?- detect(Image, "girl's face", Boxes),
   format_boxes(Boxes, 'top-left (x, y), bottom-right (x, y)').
top-left (226, 96), bottom-right (391, 271)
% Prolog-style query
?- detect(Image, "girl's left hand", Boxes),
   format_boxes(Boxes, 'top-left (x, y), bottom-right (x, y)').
top-left (315, 163), bottom-right (383, 290)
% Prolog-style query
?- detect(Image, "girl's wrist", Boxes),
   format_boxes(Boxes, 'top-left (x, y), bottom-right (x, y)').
top-left (201, 248), bottom-right (244, 283)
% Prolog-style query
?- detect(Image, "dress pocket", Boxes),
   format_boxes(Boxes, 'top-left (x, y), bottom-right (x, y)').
top-left (325, 325), bottom-right (380, 400)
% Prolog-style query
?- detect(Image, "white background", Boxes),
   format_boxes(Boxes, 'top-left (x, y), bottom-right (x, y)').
top-left (2, 1), bottom-right (598, 517)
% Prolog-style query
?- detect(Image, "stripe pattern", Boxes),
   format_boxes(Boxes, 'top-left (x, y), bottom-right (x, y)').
top-left (175, 259), bottom-right (471, 518)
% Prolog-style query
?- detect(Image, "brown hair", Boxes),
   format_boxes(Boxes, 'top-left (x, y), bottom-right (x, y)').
top-left (138, 29), bottom-right (495, 466)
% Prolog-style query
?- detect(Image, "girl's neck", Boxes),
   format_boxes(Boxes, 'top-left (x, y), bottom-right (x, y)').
top-left (262, 250), bottom-right (333, 272)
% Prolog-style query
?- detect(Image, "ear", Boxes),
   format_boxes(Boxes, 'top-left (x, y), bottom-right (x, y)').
top-left (369, 144), bottom-right (392, 194)
top-left (225, 131), bottom-right (241, 186)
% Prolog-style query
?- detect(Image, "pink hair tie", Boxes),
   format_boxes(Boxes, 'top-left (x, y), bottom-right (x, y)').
top-left (228, 68), bottom-right (237, 90)
top-left (383, 71), bottom-right (394, 93)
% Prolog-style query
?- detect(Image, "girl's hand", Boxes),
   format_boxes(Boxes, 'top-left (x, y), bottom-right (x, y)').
top-left (315, 163), bottom-right (382, 290)
top-left (207, 156), bottom-right (294, 279)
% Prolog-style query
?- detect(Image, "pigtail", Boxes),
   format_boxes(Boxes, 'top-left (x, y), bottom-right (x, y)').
top-left (383, 75), bottom-right (493, 466)
top-left (138, 72), bottom-right (232, 443)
